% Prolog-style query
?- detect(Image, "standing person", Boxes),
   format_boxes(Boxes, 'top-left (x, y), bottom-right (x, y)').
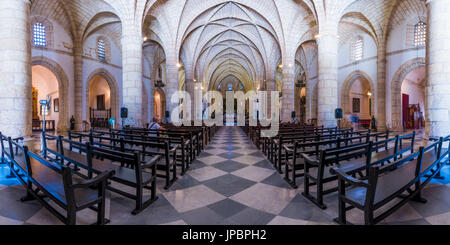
top-left (371, 115), bottom-right (377, 132)
top-left (350, 114), bottom-right (358, 129)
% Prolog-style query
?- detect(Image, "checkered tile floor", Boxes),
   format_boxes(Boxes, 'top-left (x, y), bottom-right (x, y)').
top-left (0, 127), bottom-right (449, 225)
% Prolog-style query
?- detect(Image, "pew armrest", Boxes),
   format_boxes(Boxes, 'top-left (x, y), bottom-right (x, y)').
top-left (429, 137), bottom-right (440, 142)
top-left (72, 169), bottom-right (115, 189)
top-left (142, 155), bottom-right (161, 168)
top-left (170, 144), bottom-right (179, 152)
top-left (283, 145), bottom-right (293, 153)
top-left (13, 137), bottom-right (24, 142)
top-left (301, 153), bottom-right (319, 167)
top-left (330, 167), bottom-right (369, 187)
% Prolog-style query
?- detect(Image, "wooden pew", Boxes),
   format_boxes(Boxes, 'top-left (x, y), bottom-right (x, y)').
top-left (283, 134), bottom-right (375, 188)
top-left (64, 131), bottom-right (179, 190)
top-left (9, 138), bottom-right (114, 225)
top-left (270, 130), bottom-right (371, 173)
top-left (301, 132), bottom-right (416, 209)
top-left (90, 130), bottom-right (191, 175)
top-left (44, 134), bottom-right (163, 214)
top-left (331, 138), bottom-right (447, 225)
top-left (0, 132), bottom-right (25, 179)
top-left (114, 128), bottom-right (197, 161)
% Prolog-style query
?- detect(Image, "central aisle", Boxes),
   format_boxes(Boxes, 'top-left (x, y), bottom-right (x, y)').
top-left (111, 126), bottom-right (336, 225)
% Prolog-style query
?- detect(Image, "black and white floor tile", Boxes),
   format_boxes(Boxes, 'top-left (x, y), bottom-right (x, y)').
top-left (0, 127), bottom-right (449, 225)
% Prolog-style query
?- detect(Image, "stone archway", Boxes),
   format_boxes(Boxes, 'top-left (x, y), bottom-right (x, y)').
top-left (86, 69), bottom-right (120, 123)
top-left (341, 70), bottom-right (375, 118)
top-left (391, 58), bottom-right (426, 131)
top-left (32, 56), bottom-right (69, 132)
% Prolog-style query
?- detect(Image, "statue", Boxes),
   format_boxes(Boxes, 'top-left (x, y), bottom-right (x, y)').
top-left (70, 115), bottom-right (75, 131)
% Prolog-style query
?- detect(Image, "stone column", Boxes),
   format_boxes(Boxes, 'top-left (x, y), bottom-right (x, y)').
top-left (121, 20), bottom-right (143, 127)
top-left (317, 25), bottom-right (339, 128)
top-left (73, 38), bottom-right (84, 131)
top-left (0, 0), bottom-right (31, 138)
top-left (425, 0), bottom-right (450, 137)
top-left (149, 78), bottom-right (155, 120)
top-left (281, 64), bottom-right (295, 122)
top-left (265, 79), bottom-right (277, 120)
top-left (376, 43), bottom-right (387, 131)
top-left (165, 53), bottom-right (180, 122)
top-left (185, 78), bottom-right (195, 123)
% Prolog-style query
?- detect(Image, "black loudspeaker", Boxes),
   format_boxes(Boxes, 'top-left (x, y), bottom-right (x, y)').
top-left (291, 111), bottom-right (296, 119)
top-left (335, 108), bottom-right (343, 119)
top-left (121, 107), bottom-right (128, 119)
top-left (165, 111), bottom-right (170, 118)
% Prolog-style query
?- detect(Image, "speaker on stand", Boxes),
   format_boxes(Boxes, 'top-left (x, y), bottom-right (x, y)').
top-left (335, 108), bottom-right (343, 129)
top-left (121, 107), bottom-right (128, 128)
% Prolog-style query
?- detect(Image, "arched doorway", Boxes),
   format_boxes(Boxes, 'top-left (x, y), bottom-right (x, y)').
top-left (391, 58), bottom-right (426, 131)
top-left (32, 65), bottom-right (59, 132)
top-left (341, 71), bottom-right (375, 129)
top-left (86, 69), bottom-right (119, 129)
top-left (400, 67), bottom-right (426, 130)
top-left (154, 89), bottom-right (166, 121)
top-left (31, 57), bottom-right (69, 132)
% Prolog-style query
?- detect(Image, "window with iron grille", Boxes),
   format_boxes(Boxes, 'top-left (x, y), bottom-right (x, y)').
top-left (414, 21), bottom-right (426, 47)
top-left (98, 39), bottom-right (106, 61)
top-left (33, 22), bottom-right (46, 47)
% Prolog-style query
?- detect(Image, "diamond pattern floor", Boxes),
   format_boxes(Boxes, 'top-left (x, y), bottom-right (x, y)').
top-left (0, 127), bottom-right (449, 225)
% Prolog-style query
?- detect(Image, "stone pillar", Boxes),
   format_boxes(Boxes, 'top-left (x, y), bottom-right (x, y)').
top-left (165, 53), bottom-right (180, 122)
top-left (149, 79), bottom-right (155, 120)
top-left (266, 79), bottom-right (277, 119)
top-left (73, 38), bottom-right (84, 131)
top-left (121, 20), bottom-right (143, 127)
top-left (317, 26), bottom-right (339, 128)
top-left (0, 0), bottom-right (31, 138)
top-left (376, 44), bottom-right (387, 131)
top-left (281, 64), bottom-right (295, 122)
top-left (425, 0), bottom-right (450, 137)
top-left (185, 79), bottom-right (195, 123)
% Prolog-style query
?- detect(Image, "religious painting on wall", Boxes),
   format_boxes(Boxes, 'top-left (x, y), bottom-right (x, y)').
top-left (32, 87), bottom-right (39, 120)
top-left (352, 98), bottom-right (360, 113)
top-left (54, 98), bottom-right (59, 112)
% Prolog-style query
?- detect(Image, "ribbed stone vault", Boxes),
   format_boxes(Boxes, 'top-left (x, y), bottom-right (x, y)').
top-left (12, 0), bottom-right (445, 135)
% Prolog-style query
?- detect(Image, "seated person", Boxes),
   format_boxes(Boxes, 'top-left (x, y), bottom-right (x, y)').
top-left (148, 117), bottom-right (165, 131)
top-left (148, 117), bottom-right (165, 137)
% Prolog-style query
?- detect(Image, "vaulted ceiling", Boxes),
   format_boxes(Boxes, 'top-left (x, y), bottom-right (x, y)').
top-left (30, 0), bottom-right (428, 89)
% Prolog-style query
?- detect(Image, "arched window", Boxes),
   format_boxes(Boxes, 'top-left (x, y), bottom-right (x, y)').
top-left (228, 83), bottom-right (233, 91)
top-left (414, 21), bottom-right (427, 47)
top-left (239, 83), bottom-right (243, 90)
top-left (97, 39), bottom-right (106, 62)
top-left (33, 22), bottom-right (46, 47)
top-left (218, 83), bottom-right (221, 89)
top-left (351, 36), bottom-right (364, 61)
